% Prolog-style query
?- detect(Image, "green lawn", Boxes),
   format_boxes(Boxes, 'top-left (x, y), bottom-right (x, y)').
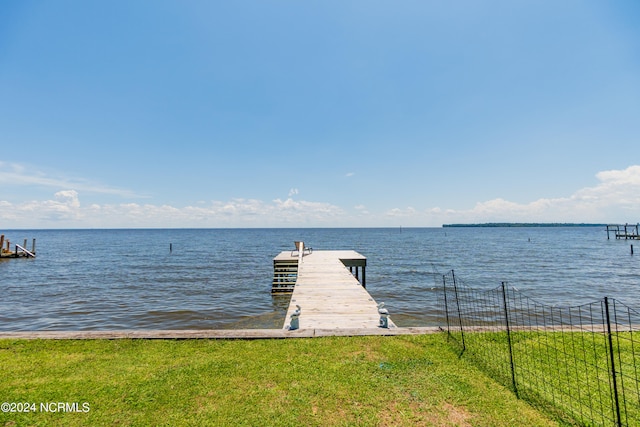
top-left (0, 334), bottom-right (559, 426)
top-left (446, 329), bottom-right (640, 426)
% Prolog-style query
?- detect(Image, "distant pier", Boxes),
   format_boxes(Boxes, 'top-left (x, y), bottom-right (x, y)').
top-left (273, 242), bottom-right (395, 331)
top-left (0, 234), bottom-right (36, 259)
top-left (606, 224), bottom-right (640, 240)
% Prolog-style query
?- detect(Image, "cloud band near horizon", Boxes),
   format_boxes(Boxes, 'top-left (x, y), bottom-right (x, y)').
top-left (1, 165), bottom-right (639, 228)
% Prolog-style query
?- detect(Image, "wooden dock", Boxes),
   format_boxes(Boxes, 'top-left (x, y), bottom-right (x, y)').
top-left (276, 245), bottom-right (395, 330)
top-left (606, 223), bottom-right (640, 240)
top-left (0, 234), bottom-right (36, 259)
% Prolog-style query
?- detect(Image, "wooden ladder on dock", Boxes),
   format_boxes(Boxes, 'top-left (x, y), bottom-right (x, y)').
top-left (272, 258), bottom-right (299, 293)
top-left (272, 242), bottom-right (312, 293)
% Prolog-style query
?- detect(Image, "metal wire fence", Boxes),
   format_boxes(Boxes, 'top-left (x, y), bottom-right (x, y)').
top-left (438, 270), bottom-right (640, 427)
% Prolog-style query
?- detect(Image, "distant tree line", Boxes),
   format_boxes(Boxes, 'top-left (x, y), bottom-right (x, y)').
top-left (441, 223), bottom-right (606, 228)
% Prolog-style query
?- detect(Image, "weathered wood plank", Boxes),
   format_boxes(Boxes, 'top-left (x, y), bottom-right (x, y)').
top-left (282, 250), bottom-right (395, 330)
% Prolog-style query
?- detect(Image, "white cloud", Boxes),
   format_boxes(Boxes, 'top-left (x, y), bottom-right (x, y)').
top-left (7, 190), bottom-right (83, 223)
top-left (288, 188), bottom-right (299, 197)
top-left (345, 172), bottom-right (356, 177)
top-left (384, 165), bottom-right (640, 225)
top-left (354, 204), bottom-right (370, 215)
top-left (595, 166), bottom-right (640, 186)
top-left (54, 190), bottom-right (81, 207)
top-left (2, 165), bottom-right (639, 228)
top-left (0, 193), bottom-right (344, 228)
top-left (385, 207), bottom-right (417, 218)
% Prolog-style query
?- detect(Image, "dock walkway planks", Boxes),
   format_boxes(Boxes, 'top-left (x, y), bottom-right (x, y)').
top-left (282, 250), bottom-right (395, 330)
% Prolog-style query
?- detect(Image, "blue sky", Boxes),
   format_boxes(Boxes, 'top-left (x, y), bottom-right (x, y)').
top-left (1, 1), bottom-right (640, 228)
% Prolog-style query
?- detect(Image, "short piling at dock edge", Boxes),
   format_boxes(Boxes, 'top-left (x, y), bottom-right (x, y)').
top-left (0, 234), bottom-right (36, 258)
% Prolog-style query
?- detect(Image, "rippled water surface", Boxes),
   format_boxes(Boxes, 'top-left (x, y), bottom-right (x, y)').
top-left (1, 227), bottom-right (637, 330)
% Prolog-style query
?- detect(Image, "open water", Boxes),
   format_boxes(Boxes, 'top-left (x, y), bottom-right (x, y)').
top-left (0, 227), bottom-right (638, 331)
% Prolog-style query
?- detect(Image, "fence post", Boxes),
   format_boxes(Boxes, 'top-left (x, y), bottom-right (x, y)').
top-left (604, 297), bottom-right (622, 427)
top-left (442, 274), bottom-right (451, 335)
top-left (451, 270), bottom-right (466, 352)
top-left (501, 282), bottom-right (518, 397)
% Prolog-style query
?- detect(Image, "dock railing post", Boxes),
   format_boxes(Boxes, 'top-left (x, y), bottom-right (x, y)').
top-left (294, 241), bottom-right (304, 262)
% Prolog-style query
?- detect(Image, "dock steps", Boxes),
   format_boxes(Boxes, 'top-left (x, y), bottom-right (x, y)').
top-left (272, 259), bottom-right (299, 293)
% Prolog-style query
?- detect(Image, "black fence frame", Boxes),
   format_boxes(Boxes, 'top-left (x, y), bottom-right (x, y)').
top-left (438, 270), bottom-right (640, 427)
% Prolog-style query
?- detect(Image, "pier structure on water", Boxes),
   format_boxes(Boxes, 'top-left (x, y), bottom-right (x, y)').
top-left (606, 223), bottom-right (640, 240)
top-left (0, 234), bottom-right (36, 259)
top-left (273, 242), bottom-right (394, 331)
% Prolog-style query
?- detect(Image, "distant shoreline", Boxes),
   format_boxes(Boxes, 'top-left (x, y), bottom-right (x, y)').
top-left (442, 223), bottom-right (607, 228)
